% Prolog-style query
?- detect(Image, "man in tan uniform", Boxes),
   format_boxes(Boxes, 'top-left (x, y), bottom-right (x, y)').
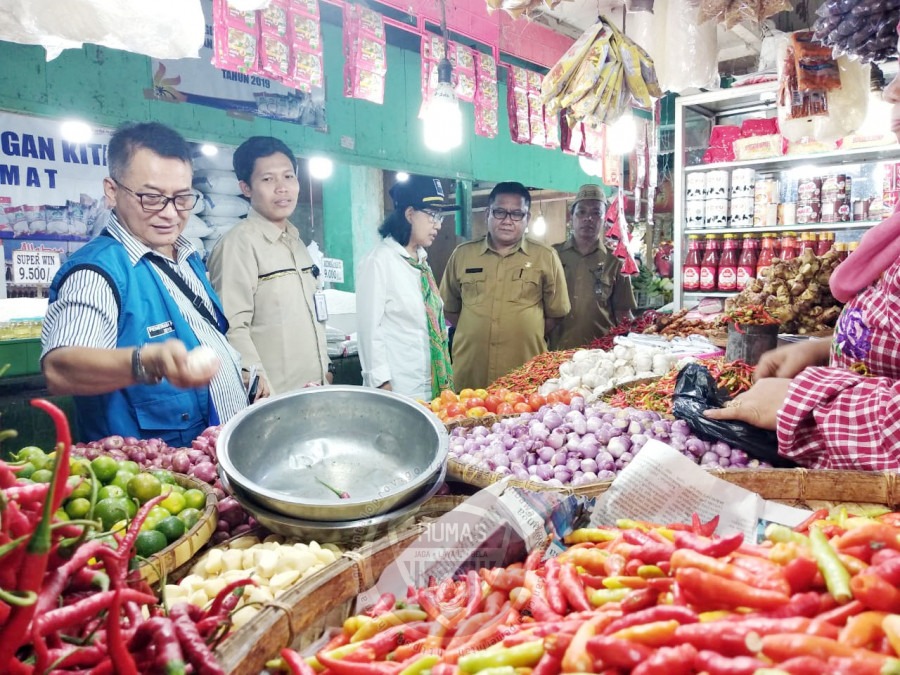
top-left (440, 182), bottom-right (570, 390)
top-left (550, 184), bottom-right (636, 350)
top-left (207, 136), bottom-right (332, 398)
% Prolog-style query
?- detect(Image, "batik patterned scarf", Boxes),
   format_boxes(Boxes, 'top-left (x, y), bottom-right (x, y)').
top-left (404, 255), bottom-right (454, 398)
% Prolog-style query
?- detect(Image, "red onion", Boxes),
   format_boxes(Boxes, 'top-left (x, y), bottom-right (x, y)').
top-left (103, 435), bottom-right (124, 450)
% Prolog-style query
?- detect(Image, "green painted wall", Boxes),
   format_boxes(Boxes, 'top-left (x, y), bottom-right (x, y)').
top-left (0, 25), bottom-right (588, 289)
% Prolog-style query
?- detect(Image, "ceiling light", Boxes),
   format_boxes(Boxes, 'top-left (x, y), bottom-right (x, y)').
top-left (423, 58), bottom-right (463, 152)
top-left (607, 114), bottom-right (637, 156)
top-left (199, 143), bottom-right (219, 157)
top-left (308, 156), bottom-right (333, 180)
top-left (579, 155), bottom-right (603, 177)
top-left (396, 171), bottom-right (410, 182)
top-left (60, 119), bottom-right (92, 144)
top-left (531, 215), bottom-right (547, 237)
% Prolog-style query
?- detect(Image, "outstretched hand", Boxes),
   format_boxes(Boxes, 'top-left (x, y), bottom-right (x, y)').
top-left (703, 377), bottom-right (792, 431)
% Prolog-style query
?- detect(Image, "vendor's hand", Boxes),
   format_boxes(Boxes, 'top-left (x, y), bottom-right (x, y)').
top-left (703, 377), bottom-right (792, 431)
top-left (754, 339), bottom-right (831, 381)
top-left (378, 382), bottom-right (393, 391)
top-left (326, 371), bottom-right (334, 385)
top-left (252, 375), bottom-right (271, 402)
top-left (142, 339), bottom-right (220, 389)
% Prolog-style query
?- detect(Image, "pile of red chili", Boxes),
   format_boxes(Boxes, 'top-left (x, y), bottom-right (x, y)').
top-left (278, 508), bottom-right (900, 675)
top-left (489, 350), bottom-right (578, 395)
top-left (0, 400), bottom-right (242, 674)
top-left (604, 357), bottom-right (755, 414)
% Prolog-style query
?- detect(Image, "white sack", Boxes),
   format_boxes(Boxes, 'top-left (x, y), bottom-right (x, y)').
top-left (193, 147), bottom-right (236, 172)
top-left (203, 193), bottom-right (250, 218)
top-left (0, 0), bottom-right (204, 60)
top-left (656, 0), bottom-right (718, 94)
top-left (184, 214), bottom-right (214, 238)
top-left (202, 216), bottom-right (242, 230)
top-left (194, 170), bottom-right (242, 196)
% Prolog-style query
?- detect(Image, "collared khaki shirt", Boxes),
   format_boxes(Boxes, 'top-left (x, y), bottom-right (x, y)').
top-left (440, 235), bottom-right (570, 390)
top-left (549, 236), bottom-right (637, 350)
top-left (207, 209), bottom-right (329, 395)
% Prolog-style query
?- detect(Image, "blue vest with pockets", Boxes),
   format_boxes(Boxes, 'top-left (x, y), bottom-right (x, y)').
top-left (48, 233), bottom-right (228, 446)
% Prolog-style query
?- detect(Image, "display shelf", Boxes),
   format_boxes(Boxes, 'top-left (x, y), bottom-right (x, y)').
top-left (683, 291), bottom-right (737, 299)
top-left (684, 220), bottom-right (878, 235)
top-left (684, 144), bottom-right (900, 173)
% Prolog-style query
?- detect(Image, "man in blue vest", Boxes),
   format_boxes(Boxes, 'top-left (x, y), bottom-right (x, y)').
top-left (41, 122), bottom-right (247, 445)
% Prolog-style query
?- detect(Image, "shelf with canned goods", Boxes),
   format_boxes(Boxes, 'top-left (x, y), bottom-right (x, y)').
top-left (684, 144), bottom-right (900, 173)
top-left (683, 219), bottom-right (880, 235)
top-left (683, 291), bottom-right (737, 298)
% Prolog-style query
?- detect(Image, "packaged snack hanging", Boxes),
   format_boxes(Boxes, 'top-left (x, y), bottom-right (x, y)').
top-left (700, 234), bottom-right (719, 292)
top-left (717, 233), bottom-right (739, 292)
top-left (737, 233), bottom-right (758, 289)
top-left (683, 234), bottom-right (702, 292)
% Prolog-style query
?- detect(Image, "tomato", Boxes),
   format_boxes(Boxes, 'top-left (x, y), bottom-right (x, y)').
top-left (466, 406), bottom-right (489, 418)
top-left (505, 392), bottom-right (526, 405)
top-left (496, 402), bottom-right (515, 415)
top-left (474, 388), bottom-right (489, 400)
top-left (458, 388), bottom-right (475, 400)
top-left (445, 403), bottom-right (464, 419)
top-left (430, 398), bottom-right (443, 412)
top-left (440, 390), bottom-right (459, 404)
top-left (493, 388), bottom-right (510, 400)
top-left (527, 394), bottom-right (547, 410)
top-left (483, 395), bottom-right (502, 413)
top-left (556, 390), bottom-right (572, 405)
top-left (465, 397), bottom-right (485, 410)
top-left (513, 402), bottom-right (531, 414)
top-left (545, 391), bottom-right (563, 405)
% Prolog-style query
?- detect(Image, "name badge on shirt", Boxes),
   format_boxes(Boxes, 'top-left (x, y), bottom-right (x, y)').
top-left (314, 290), bottom-right (328, 322)
top-left (147, 321), bottom-right (175, 339)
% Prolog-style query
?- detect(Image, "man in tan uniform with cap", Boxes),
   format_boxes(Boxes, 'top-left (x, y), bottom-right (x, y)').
top-left (440, 182), bottom-right (570, 390)
top-left (549, 184), bottom-right (636, 350)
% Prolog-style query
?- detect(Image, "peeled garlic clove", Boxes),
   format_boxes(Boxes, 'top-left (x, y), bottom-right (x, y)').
top-left (185, 345), bottom-right (219, 378)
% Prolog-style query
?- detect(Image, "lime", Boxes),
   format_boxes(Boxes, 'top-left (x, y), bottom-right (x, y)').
top-left (156, 516), bottom-right (186, 544)
top-left (177, 507), bottom-right (202, 530)
top-left (65, 497), bottom-right (92, 520)
top-left (127, 473), bottom-right (162, 504)
top-left (182, 489), bottom-right (206, 511)
top-left (95, 498), bottom-right (129, 530)
top-left (68, 476), bottom-right (93, 500)
top-left (150, 469), bottom-right (176, 485)
top-left (111, 470), bottom-right (136, 492)
top-left (17, 446), bottom-right (48, 469)
top-left (16, 462), bottom-right (36, 480)
top-left (54, 508), bottom-right (70, 522)
top-left (31, 469), bottom-right (53, 483)
top-left (124, 498), bottom-right (138, 519)
top-left (148, 506), bottom-right (172, 522)
top-left (159, 492), bottom-right (186, 515)
top-left (91, 456), bottom-right (119, 484)
top-left (135, 530), bottom-right (168, 558)
top-left (140, 514), bottom-right (164, 532)
top-left (70, 458), bottom-right (92, 477)
top-left (98, 485), bottom-right (125, 501)
top-left (120, 461), bottom-right (140, 475)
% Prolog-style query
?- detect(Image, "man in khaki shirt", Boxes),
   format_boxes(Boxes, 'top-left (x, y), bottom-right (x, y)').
top-left (440, 182), bottom-right (570, 390)
top-left (550, 184), bottom-right (636, 350)
top-left (207, 137), bottom-right (331, 397)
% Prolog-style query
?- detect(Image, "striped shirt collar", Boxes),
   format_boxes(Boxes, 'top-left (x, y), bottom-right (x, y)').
top-left (104, 211), bottom-right (196, 267)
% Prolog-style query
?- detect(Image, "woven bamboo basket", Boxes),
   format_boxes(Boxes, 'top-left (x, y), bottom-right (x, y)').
top-left (212, 495), bottom-right (464, 675)
top-left (212, 469), bottom-right (900, 673)
top-left (136, 473), bottom-right (217, 585)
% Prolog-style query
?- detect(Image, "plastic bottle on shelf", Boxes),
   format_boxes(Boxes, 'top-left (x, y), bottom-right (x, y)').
top-left (718, 233), bottom-right (739, 292)
top-left (683, 234), bottom-right (702, 292)
top-left (799, 232), bottom-right (817, 254)
top-left (815, 231), bottom-right (834, 256)
top-left (737, 233), bottom-right (759, 290)
top-left (700, 234), bottom-right (720, 292)
top-left (781, 232), bottom-right (799, 261)
top-left (834, 242), bottom-right (848, 262)
top-left (757, 233), bottom-right (777, 279)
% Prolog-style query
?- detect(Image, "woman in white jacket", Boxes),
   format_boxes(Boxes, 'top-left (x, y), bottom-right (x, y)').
top-left (357, 176), bottom-right (458, 400)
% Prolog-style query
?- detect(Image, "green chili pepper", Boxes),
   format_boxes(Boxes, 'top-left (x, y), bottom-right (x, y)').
top-left (457, 639), bottom-right (544, 673)
top-left (809, 527), bottom-right (852, 604)
top-left (587, 587), bottom-right (630, 607)
top-left (398, 655), bottom-right (439, 675)
top-left (765, 524), bottom-right (810, 546)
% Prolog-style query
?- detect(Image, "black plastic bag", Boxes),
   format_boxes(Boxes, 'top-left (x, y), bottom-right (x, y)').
top-left (672, 363), bottom-right (795, 468)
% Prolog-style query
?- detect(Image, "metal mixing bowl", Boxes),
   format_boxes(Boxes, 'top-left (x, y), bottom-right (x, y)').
top-left (219, 463), bottom-right (447, 544)
top-left (216, 386), bottom-right (448, 521)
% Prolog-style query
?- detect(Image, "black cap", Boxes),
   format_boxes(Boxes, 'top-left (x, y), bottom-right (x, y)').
top-left (389, 175), bottom-right (461, 212)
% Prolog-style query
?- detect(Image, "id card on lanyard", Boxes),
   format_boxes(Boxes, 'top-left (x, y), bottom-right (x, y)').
top-left (314, 290), bottom-right (328, 322)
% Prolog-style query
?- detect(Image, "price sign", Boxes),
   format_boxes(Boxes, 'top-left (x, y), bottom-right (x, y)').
top-left (12, 249), bottom-right (60, 285)
top-left (322, 257), bottom-right (344, 284)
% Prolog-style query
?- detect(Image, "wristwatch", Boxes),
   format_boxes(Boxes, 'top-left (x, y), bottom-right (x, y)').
top-left (132, 345), bottom-right (162, 385)
top-left (327, 362), bottom-right (336, 375)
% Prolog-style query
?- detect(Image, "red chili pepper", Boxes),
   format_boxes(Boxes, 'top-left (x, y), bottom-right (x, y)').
top-left (531, 651), bottom-right (561, 675)
top-left (621, 529), bottom-right (675, 565)
top-left (4, 482), bottom-right (50, 503)
top-left (557, 563), bottom-right (591, 612)
top-left (316, 648), bottom-right (403, 675)
top-left (672, 623), bottom-right (757, 657)
top-left (675, 567), bottom-right (791, 611)
top-left (169, 602), bottom-right (226, 675)
top-left (835, 522), bottom-right (900, 553)
top-left (868, 556), bottom-right (900, 586)
top-left (561, 613), bottom-right (613, 673)
top-left (45, 644), bottom-right (107, 670)
top-left (106, 588), bottom-right (138, 675)
top-left (524, 570), bottom-right (563, 622)
top-left (36, 589), bottom-right (157, 637)
top-left (480, 567), bottom-right (525, 592)
top-left (463, 570), bottom-right (484, 619)
top-left (755, 591), bottom-right (823, 619)
top-left (793, 509), bottom-right (830, 533)
top-left (817, 599), bottom-right (865, 626)
top-left (585, 635), bottom-right (653, 670)
top-left (691, 513), bottom-right (720, 537)
top-left (205, 578), bottom-right (255, 620)
top-left (673, 531), bottom-right (743, 557)
top-left (631, 643), bottom-right (697, 675)
top-left (524, 549), bottom-right (543, 572)
top-left (281, 648), bottom-right (318, 675)
top-left (542, 560), bottom-right (567, 615)
top-left (603, 605), bottom-right (698, 636)
top-left (760, 634), bottom-right (888, 663)
top-left (775, 655), bottom-right (830, 675)
top-left (364, 593), bottom-right (396, 618)
top-left (782, 556), bottom-right (821, 594)
top-left (851, 573), bottom-right (900, 613)
top-left (693, 650), bottom-right (766, 675)
top-left (620, 587), bottom-right (658, 614)
top-left (826, 655), bottom-right (889, 675)
top-left (130, 616), bottom-right (186, 675)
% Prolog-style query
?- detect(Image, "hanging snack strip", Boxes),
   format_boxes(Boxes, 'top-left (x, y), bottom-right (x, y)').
top-left (454, 44), bottom-right (477, 104)
top-left (507, 65), bottom-right (532, 144)
top-left (290, 0), bottom-right (324, 92)
top-left (212, 0), bottom-right (259, 74)
top-left (777, 31), bottom-right (839, 122)
top-left (646, 101), bottom-right (660, 226)
top-left (474, 51), bottom-right (499, 138)
top-left (343, 4), bottom-right (387, 104)
top-left (541, 16), bottom-right (661, 126)
top-left (259, 0), bottom-right (291, 84)
top-left (527, 70), bottom-right (547, 147)
top-left (561, 113), bottom-right (586, 155)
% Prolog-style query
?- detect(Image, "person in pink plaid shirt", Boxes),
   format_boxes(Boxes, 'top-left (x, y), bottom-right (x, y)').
top-left (705, 35), bottom-right (900, 470)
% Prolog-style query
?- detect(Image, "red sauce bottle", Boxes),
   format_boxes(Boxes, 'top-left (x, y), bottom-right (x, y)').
top-left (683, 234), bottom-right (702, 292)
top-left (717, 233), bottom-right (739, 292)
top-left (700, 234), bottom-right (719, 292)
top-left (737, 233), bottom-right (758, 290)
top-left (757, 233), bottom-right (776, 279)
top-left (780, 232), bottom-right (798, 262)
top-left (815, 231), bottom-right (834, 256)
